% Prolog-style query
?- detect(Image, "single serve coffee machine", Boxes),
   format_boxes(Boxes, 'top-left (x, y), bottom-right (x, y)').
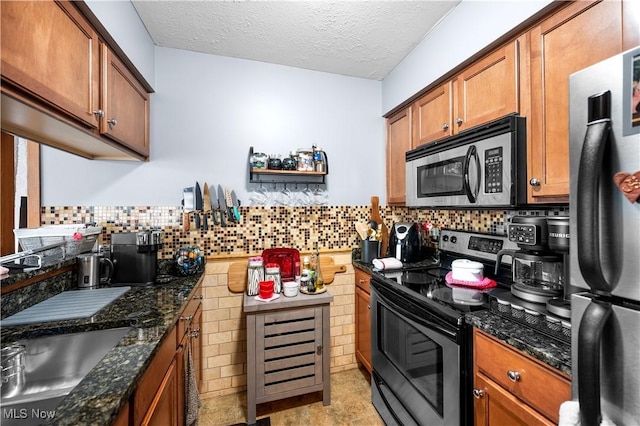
top-left (110, 231), bottom-right (163, 285)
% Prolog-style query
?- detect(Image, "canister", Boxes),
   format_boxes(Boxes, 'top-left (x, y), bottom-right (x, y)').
top-left (265, 263), bottom-right (282, 293)
top-left (247, 257), bottom-right (264, 296)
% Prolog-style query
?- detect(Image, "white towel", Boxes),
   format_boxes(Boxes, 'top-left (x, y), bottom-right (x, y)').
top-left (372, 257), bottom-right (403, 270)
top-left (559, 401), bottom-right (616, 426)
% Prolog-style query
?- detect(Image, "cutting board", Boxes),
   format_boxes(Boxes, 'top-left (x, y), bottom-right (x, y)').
top-left (228, 256), bottom-right (346, 293)
top-left (1, 287), bottom-right (130, 326)
top-left (371, 196), bottom-right (389, 257)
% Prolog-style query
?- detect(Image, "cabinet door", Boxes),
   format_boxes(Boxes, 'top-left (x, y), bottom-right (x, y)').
top-left (412, 82), bottom-right (453, 146)
top-left (474, 374), bottom-right (554, 426)
top-left (455, 41), bottom-right (519, 132)
top-left (355, 285), bottom-right (372, 373)
top-left (191, 305), bottom-right (203, 391)
top-left (101, 43), bottom-right (150, 157)
top-left (1, 1), bottom-right (100, 129)
top-left (386, 106), bottom-right (412, 205)
top-left (141, 358), bottom-right (178, 426)
top-left (528, 0), bottom-right (622, 202)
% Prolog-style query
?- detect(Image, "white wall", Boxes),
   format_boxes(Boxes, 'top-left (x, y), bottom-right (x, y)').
top-left (85, 0), bottom-right (156, 88)
top-left (41, 48), bottom-right (384, 206)
top-left (382, 0), bottom-right (553, 114)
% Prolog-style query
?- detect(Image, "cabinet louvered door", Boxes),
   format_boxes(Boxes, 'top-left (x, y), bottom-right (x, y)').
top-left (255, 307), bottom-right (324, 399)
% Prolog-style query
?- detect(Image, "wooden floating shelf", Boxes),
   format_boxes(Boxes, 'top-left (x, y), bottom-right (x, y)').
top-left (251, 168), bottom-right (327, 176)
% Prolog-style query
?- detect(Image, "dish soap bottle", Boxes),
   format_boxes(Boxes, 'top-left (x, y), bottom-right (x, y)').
top-left (313, 244), bottom-right (324, 291)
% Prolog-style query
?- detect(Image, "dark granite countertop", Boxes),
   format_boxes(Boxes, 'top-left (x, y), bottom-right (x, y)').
top-left (466, 311), bottom-right (571, 377)
top-left (0, 271), bottom-right (204, 425)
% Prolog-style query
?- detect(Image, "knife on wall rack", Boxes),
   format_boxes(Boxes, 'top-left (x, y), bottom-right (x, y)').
top-left (217, 184), bottom-right (228, 226)
top-left (194, 181), bottom-right (203, 229)
top-left (182, 187), bottom-right (194, 232)
top-left (225, 187), bottom-right (238, 222)
top-left (203, 182), bottom-right (211, 229)
top-left (209, 184), bottom-right (220, 226)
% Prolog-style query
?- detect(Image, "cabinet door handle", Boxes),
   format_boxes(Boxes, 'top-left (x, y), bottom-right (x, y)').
top-left (472, 389), bottom-right (484, 399)
top-left (456, 117), bottom-right (463, 125)
top-left (93, 109), bottom-right (104, 118)
top-left (107, 118), bottom-right (118, 126)
top-left (190, 327), bottom-right (200, 338)
top-left (442, 123), bottom-right (449, 130)
top-left (507, 370), bottom-right (521, 382)
top-left (193, 294), bottom-right (204, 300)
top-left (529, 178), bottom-right (541, 187)
top-left (181, 315), bottom-right (193, 322)
top-left (316, 345), bottom-right (322, 355)
top-left (358, 279), bottom-right (366, 284)
top-left (367, 305), bottom-right (371, 310)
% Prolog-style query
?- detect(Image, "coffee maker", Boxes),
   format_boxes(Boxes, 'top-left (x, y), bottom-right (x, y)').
top-left (110, 231), bottom-right (163, 286)
top-left (495, 216), bottom-right (565, 305)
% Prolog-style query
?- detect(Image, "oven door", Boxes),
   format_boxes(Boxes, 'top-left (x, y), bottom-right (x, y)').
top-left (370, 280), bottom-right (462, 426)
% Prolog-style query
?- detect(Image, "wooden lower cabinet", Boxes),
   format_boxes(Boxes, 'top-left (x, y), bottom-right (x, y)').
top-left (472, 329), bottom-right (570, 425)
top-left (124, 280), bottom-right (203, 426)
top-left (354, 267), bottom-right (372, 373)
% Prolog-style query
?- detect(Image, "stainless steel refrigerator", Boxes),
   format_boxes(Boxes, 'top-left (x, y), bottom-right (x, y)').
top-left (569, 45), bottom-right (640, 426)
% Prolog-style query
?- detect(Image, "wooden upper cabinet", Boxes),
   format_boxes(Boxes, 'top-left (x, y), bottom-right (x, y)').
top-left (1, 1), bottom-right (100, 129)
top-left (386, 106), bottom-right (412, 205)
top-left (101, 44), bottom-right (150, 157)
top-left (412, 81), bottom-right (453, 146)
top-left (412, 40), bottom-right (520, 148)
top-left (455, 41), bottom-right (519, 132)
top-left (528, 0), bottom-right (623, 203)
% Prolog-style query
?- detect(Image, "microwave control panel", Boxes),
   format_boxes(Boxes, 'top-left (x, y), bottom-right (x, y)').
top-left (484, 147), bottom-right (503, 193)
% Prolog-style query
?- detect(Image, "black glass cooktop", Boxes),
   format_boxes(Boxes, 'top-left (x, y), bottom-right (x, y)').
top-left (375, 264), bottom-right (504, 315)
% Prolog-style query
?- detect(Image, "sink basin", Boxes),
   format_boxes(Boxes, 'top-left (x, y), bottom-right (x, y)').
top-left (1, 327), bottom-right (132, 425)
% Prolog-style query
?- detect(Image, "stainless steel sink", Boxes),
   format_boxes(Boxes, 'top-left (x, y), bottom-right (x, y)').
top-left (1, 327), bottom-right (132, 425)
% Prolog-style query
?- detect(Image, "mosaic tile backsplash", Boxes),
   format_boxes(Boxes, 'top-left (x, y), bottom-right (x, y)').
top-left (41, 205), bottom-right (568, 259)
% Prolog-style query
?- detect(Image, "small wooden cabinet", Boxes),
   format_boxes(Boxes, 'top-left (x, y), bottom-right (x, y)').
top-left (354, 267), bottom-right (372, 373)
top-left (412, 40), bottom-right (521, 147)
top-left (527, 0), bottom-right (623, 203)
top-left (1, 0), bottom-right (151, 160)
top-left (244, 291), bottom-right (333, 425)
top-left (472, 329), bottom-right (570, 426)
top-left (386, 106), bottom-right (412, 205)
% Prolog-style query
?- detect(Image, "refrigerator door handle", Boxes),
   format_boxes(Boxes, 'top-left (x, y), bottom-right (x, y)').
top-left (576, 91), bottom-right (612, 293)
top-left (578, 299), bottom-right (612, 426)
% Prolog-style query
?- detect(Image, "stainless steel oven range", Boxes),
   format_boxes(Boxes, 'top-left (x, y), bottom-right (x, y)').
top-left (370, 230), bottom-right (517, 426)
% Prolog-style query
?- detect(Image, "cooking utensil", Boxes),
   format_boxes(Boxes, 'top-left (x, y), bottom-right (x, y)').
top-left (231, 190), bottom-right (241, 221)
top-left (194, 182), bottom-right (203, 229)
top-left (354, 222), bottom-right (368, 240)
top-left (209, 184), bottom-right (220, 226)
top-left (371, 196), bottom-right (389, 257)
top-left (182, 187), bottom-right (194, 231)
top-left (217, 185), bottom-right (228, 226)
top-left (203, 182), bottom-right (211, 229)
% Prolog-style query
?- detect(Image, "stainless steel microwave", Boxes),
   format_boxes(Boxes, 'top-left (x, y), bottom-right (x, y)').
top-left (406, 114), bottom-right (527, 208)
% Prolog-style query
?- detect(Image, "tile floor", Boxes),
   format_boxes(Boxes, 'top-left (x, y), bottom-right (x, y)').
top-left (198, 367), bottom-right (385, 426)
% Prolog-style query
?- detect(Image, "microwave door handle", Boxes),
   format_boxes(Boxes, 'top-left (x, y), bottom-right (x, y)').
top-left (463, 145), bottom-right (480, 203)
top-left (578, 299), bottom-right (611, 426)
top-left (577, 91), bottom-right (612, 293)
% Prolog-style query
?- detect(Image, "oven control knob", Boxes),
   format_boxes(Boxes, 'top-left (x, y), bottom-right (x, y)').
top-left (442, 235), bottom-right (449, 242)
top-left (450, 236), bottom-right (457, 244)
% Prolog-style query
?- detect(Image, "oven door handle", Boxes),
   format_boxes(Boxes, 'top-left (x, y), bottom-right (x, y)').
top-left (463, 145), bottom-right (480, 203)
top-left (376, 285), bottom-right (458, 341)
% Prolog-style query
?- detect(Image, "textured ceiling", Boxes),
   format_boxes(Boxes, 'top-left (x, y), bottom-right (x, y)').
top-left (131, 0), bottom-right (460, 80)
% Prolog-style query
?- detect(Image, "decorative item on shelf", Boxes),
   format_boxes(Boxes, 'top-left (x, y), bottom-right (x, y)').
top-left (296, 148), bottom-right (314, 171)
top-left (282, 155), bottom-right (297, 170)
top-left (174, 246), bottom-right (205, 276)
top-left (267, 156), bottom-right (282, 170)
top-left (250, 152), bottom-right (268, 170)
